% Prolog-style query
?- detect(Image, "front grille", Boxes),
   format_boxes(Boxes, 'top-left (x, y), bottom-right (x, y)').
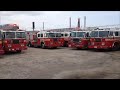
top-left (12, 39), bottom-right (19, 44)
top-left (53, 38), bottom-right (58, 42)
top-left (73, 38), bottom-right (80, 42)
top-left (95, 38), bottom-right (101, 42)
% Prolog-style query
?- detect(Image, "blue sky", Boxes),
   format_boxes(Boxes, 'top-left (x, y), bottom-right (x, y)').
top-left (0, 11), bottom-right (119, 30)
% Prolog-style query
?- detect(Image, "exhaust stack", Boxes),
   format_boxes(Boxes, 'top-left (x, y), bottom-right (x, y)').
top-left (78, 18), bottom-right (80, 29)
top-left (84, 16), bottom-right (86, 29)
top-left (69, 17), bottom-right (71, 28)
top-left (32, 22), bottom-right (35, 31)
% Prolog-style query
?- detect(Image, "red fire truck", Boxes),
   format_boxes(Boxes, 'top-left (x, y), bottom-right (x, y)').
top-left (27, 30), bottom-right (64, 48)
top-left (0, 24), bottom-right (27, 53)
top-left (60, 32), bottom-right (71, 47)
top-left (88, 28), bottom-right (120, 50)
top-left (68, 30), bottom-right (90, 49)
top-left (0, 30), bottom-right (4, 55)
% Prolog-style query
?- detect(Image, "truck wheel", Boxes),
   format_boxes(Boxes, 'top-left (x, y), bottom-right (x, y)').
top-left (112, 43), bottom-right (120, 51)
top-left (34, 44), bottom-right (38, 48)
top-left (64, 41), bottom-right (68, 47)
top-left (28, 42), bottom-right (32, 47)
top-left (41, 43), bottom-right (45, 49)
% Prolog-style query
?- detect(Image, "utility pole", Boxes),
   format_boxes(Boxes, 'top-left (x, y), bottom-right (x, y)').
top-left (78, 18), bottom-right (80, 28)
top-left (84, 16), bottom-right (86, 29)
top-left (43, 22), bottom-right (44, 30)
top-left (69, 17), bottom-right (71, 28)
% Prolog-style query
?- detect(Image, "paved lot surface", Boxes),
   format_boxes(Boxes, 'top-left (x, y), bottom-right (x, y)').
top-left (0, 47), bottom-right (120, 79)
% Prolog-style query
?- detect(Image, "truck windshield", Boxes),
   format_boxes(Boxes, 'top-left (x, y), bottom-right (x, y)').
top-left (6, 32), bottom-right (15, 38)
top-left (90, 31), bottom-right (98, 37)
top-left (99, 31), bottom-right (109, 37)
top-left (48, 33), bottom-right (55, 37)
top-left (56, 33), bottom-right (61, 37)
top-left (16, 32), bottom-right (26, 38)
top-left (77, 32), bottom-right (86, 37)
top-left (71, 32), bottom-right (76, 37)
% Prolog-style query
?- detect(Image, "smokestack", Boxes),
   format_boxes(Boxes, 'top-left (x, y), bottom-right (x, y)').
top-left (32, 22), bottom-right (35, 31)
top-left (43, 22), bottom-right (44, 30)
top-left (78, 18), bottom-right (80, 28)
top-left (69, 17), bottom-right (71, 28)
top-left (84, 16), bottom-right (86, 29)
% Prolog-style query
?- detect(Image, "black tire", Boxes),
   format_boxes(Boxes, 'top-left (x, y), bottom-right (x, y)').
top-left (34, 44), bottom-right (38, 48)
top-left (41, 43), bottom-right (45, 49)
top-left (64, 41), bottom-right (68, 47)
top-left (28, 42), bottom-right (32, 47)
top-left (112, 43), bottom-right (120, 51)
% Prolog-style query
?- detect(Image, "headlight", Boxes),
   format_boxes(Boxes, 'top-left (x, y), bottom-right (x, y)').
top-left (102, 42), bottom-right (105, 45)
top-left (21, 44), bottom-right (24, 46)
top-left (91, 42), bottom-right (94, 45)
top-left (4, 40), bottom-right (7, 43)
top-left (51, 42), bottom-right (53, 44)
top-left (24, 40), bottom-right (27, 42)
top-left (8, 44), bottom-right (12, 47)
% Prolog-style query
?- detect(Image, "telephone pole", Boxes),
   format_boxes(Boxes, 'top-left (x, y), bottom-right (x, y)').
top-left (69, 17), bottom-right (71, 28)
top-left (43, 22), bottom-right (44, 30)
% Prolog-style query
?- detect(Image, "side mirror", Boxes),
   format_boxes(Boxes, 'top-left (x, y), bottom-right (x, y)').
top-left (2, 34), bottom-right (5, 39)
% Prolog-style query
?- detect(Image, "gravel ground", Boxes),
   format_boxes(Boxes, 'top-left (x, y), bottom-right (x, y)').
top-left (0, 47), bottom-right (120, 79)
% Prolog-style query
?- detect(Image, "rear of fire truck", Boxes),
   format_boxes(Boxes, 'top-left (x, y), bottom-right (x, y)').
top-left (0, 30), bottom-right (5, 55)
top-left (88, 29), bottom-right (120, 50)
top-left (68, 31), bottom-right (90, 49)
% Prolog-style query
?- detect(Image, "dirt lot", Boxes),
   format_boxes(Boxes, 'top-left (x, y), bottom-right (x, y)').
top-left (0, 47), bottom-right (120, 79)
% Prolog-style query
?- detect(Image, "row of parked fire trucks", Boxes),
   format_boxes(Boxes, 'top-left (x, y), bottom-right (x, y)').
top-left (1, 24), bottom-right (120, 55)
top-left (26, 27), bottom-right (120, 51)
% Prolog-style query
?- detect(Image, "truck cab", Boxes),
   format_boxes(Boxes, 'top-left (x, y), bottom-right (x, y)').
top-left (68, 30), bottom-right (90, 49)
top-left (1, 29), bottom-right (27, 53)
top-left (88, 28), bottom-right (120, 50)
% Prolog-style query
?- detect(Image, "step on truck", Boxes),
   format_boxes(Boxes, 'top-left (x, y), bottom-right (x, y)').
top-left (27, 30), bottom-right (64, 49)
top-left (88, 28), bottom-right (120, 51)
top-left (68, 30), bottom-right (90, 49)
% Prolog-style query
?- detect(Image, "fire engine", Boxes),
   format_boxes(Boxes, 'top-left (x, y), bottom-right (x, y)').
top-left (0, 30), bottom-right (4, 55)
top-left (27, 30), bottom-right (64, 48)
top-left (60, 32), bottom-right (71, 47)
top-left (68, 30), bottom-right (90, 49)
top-left (0, 24), bottom-right (27, 53)
top-left (88, 28), bottom-right (120, 50)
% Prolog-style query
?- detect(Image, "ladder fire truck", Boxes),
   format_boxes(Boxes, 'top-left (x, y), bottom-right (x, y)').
top-left (88, 28), bottom-right (120, 50)
top-left (0, 24), bottom-right (27, 53)
top-left (68, 30), bottom-right (90, 49)
top-left (26, 30), bottom-right (64, 48)
top-left (60, 31), bottom-right (71, 47)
